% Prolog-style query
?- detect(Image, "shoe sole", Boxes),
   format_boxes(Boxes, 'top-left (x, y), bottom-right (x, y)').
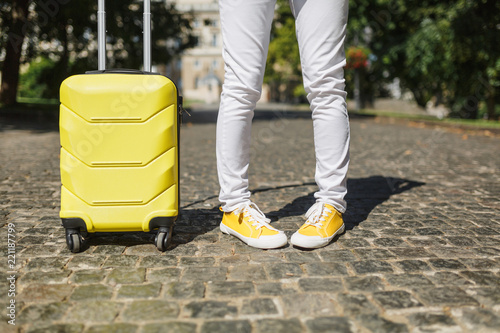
top-left (290, 223), bottom-right (346, 249)
top-left (220, 222), bottom-right (288, 249)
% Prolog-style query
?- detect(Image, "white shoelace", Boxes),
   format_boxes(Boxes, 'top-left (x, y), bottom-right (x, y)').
top-left (234, 202), bottom-right (279, 231)
top-left (304, 202), bottom-right (332, 227)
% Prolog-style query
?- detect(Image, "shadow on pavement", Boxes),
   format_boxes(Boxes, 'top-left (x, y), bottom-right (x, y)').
top-left (265, 176), bottom-right (425, 229)
top-left (182, 109), bottom-right (376, 124)
top-left (79, 176), bottom-right (424, 251)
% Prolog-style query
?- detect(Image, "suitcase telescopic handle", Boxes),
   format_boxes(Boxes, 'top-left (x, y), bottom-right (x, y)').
top-left (97, 0), bottom-right (151, 72)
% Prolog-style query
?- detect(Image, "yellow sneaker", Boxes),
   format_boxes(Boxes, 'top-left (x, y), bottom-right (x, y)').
top-left (290, 202), bottom-right (345, 249)
top-left (220, 202), bottom-right (287, 249)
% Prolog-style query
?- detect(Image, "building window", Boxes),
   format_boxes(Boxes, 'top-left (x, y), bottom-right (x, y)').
top-left (192, 36), bottom-right (200, 47)
top-left (194, 59), bottom-right (201, 69)
top-left (211, 60), bottom-right (218, 70)
top-left (212, 34), bottom-right (218, 47)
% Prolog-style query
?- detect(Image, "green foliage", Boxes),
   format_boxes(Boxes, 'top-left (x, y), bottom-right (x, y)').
top-left (18, 56), bottom-right (55, 98)
top-left (1, 0), bottom-right (194, 100)
top-left (265, 0), bottom-right (304, 103)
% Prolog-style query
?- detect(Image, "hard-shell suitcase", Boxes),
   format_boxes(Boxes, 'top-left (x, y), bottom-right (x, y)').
top-left (59, 0), bottom-right (180, 252)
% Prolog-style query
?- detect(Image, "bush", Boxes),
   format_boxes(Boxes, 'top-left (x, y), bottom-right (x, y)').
top-left (18, 57), bottom-right (56, 99)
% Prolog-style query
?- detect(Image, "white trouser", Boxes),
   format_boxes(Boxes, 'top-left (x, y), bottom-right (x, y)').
top-left (217, 0), bottom-right (350, 213)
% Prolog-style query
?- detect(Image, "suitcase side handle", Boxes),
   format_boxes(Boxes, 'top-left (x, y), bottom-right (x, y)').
top-left (97, 0), bottom-right (151, 72)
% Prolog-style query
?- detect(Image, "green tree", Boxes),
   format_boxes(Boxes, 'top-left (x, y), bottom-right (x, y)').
top-left (355, 0), bottom-right (500, 119)
top-left (0, 0), bottom-right (31, 105)
top-left (264, 0), bottom-right (303, 103)
top-left (1, 0), bottom-right (194, 103)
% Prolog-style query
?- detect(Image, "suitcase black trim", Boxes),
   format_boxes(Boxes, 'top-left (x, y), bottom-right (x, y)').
top-left (62, 218), bottom-right (88, 233)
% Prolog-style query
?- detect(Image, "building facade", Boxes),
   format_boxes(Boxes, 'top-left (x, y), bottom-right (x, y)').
top-left (170, 0), bottom-right (224, 104)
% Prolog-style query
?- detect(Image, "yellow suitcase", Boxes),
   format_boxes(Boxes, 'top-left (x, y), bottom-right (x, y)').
top-left (59, 0), bottom-right (180, 252)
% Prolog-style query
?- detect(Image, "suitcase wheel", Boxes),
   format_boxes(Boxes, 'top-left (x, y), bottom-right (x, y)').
top-left (65, 228), bottom-right (83, 253)
top-left (155, 226), bottom-right (172, 252)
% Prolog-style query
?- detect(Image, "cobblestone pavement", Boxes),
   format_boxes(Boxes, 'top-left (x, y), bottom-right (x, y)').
top-left (1, 112), bottom-right (499, 333)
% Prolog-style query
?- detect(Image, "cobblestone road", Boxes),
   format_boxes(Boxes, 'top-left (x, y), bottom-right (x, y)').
top-left (1, 112), bottom-right (499, 333)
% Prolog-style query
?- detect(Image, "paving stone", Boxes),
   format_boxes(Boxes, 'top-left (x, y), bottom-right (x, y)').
top-left (256, 282), bottom-right (295, 296)
top-left (389, 247), bottom-right (436, 259)
top-left (228, 265), bottom-right (267, 281)
top-left (25, 324), bottom-right (84, 333)
top-left (336, 293), bottom-right (379, 316)
top-left (351, 260), bottom-right (394, 274)
top-left (69, 270), bottom-right (107, 284)
top-left (249, 252), bottom-right (287, 263)
top-left (425, 272), bottom-right (473, 286)
top-left (281, 294), bottom-right (339, 316)
top-left (379, 228), bottom-right (414, 237)
top-left (138, 255), bottom-right (178, 267)
top-left (305, 316), bottom-right (354, 333)
top-left (19, 284), bottom-right (74, 303)
top-left (241, 298), bottom-right (278, 315)
top-left (218, 254), bottom-right (250, 266)
top-left (255, 318), bottom-right (303, 333)
top-left (207, 281), bottom-right (255, 297)
top-left (353, 248), bottom-right (397, 260)
top-left (372, 290), bottom-right (423, 309)
top-left (406, 312), bottom-right (459, 333)
top-left (103, 255), bottom-right (140, 267)
top-left (343, 276), bottom-right (385, 292)
top-left (164, 281), bottom-right (205, 299)
top-left (428, 246), bottom-right (477, 258)
top-left (122, 300), bottom-right (179, 321)
top-left (18, 302), bottom-right (70, 324)
top-left (459, 270), bottom-right (500, 286)
top-left (181, 267), bottom-right (227, 281)
top-left (91, 245), bottom-right (126, 255)
top-left (201, 320), bottom-right (252, 333)
top-left (184, 300), bottom-right (237, 318)
top-left (428, 258), bottom-right (468, 270)
top-left (303, 262), bottom-right (349, 276)
top-left (86, 323), bottom-right (139, 333)
top-left (373, 238), bottom-right (410, 248)
top-left (415, 228), bottom-right (444, 236)
top-left (180, 257), bottom-right (216, 266)
top-left (24, 257), bottom-right (69, 271)
top-left (117, 283), bottom-right (162, 299)
top-left (383, 274), bottom-right (434, 289)
top-left (416, 287), bottom-right (479, 306)
top-left (147, 268), bottom-right (181, 282)
top-left (394, 260), bottom-right (432, 272)
top-left (265, 263), bottom-right (303, 279)
top-left (457, 308), bottom-right (500, 331)
top-left (407, 237), bottom-right (447, 247)
top-left (107, 268), bottom-right (146, 285)
top-left (142, 322), bottom-right (197, 333)
top-left (66, 300), bottom-right (123, 322)
top-left (472, 246), bottom-right (500, 257)
top-left (70, 284), bottom-right (113, 301)
top-left (337, 238), bottom-right (371, 248)
top-left (18, 270), bottom-right (71, 285)
top-left (67, 255), bottom-right (106, 270)
top-left (357, 314), bottom-right (408, 333)
top-left (318, 249), bottom-right (358, 262)
top-left (444, 236), bottom-right (478, 247)
top-left (298, 278), bottom-right (343, 293)
top-left (285, 251), bottom-right (321, 263)
top-left (459, 258), bottom-right (498, 270)
top-left (463, 287), bottom-right (500, 307)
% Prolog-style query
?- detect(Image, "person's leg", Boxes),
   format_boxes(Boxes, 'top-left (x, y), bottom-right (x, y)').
top-left (290, 0), bottom-right (350, 249)
top-left (217, 0), bottom-right (287, 249)
top-left (217, 0), bottom-right (277, 212)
